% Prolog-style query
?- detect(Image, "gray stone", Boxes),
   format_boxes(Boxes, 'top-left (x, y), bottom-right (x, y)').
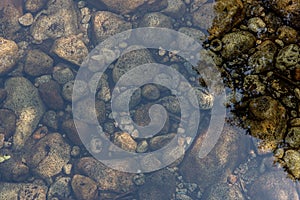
top-left (52, 64), bottom-right (74, 84)
top-left (4, 77), bottom-right (45, 150)
top-left (113, 48), bottom-right (155, 83)
top-left (47, 177), bottom-right (72, 199)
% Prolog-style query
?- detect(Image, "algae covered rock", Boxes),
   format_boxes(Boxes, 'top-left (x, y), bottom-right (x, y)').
top-left (208, 0), bottom-right (245, 39)
top-left (248, 40), bottom-right (277, 73)
top-left (247, 96), bottom-right (287, 151)
top-left (275, 44), bottom-right (300, 71)
top-left (283, 150), bottom-right (300, 179)
top-left (221, 31), bottom-right (256, 60)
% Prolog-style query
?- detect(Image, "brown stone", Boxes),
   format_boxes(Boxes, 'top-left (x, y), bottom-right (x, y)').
top-left (71, 174), bottom-right (98, 200)
top-left (39, 80), bottom-right (64, 110)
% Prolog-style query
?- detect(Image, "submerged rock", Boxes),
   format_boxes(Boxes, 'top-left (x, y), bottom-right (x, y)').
top-left (0, 37), bottom-right (19, 76)
top-left (0, 182), bottom-right (47, 200)
top-left (24, 133), bottom-right (70, 180)
top-left (52, 35), bottom-right (88, 66)
top-left (249, 171), bottom-right (299, 200)
top-left (138, 169), bottom-right (176, 200)
top-left (283, 150), bottom-right (300, 179)
top-left (76, 157), bottom-right (136, 193)
top-left (90, 0), bottom-right (167, 14)
top-left (208, 0), bottom-right (245, 39)
top-left (179, 125), bottom-right (249, 190)
top-left (71, 174), bottom-right (98, 200)
top-left (92, 11), bottom-right (132, 44)
top-left (4, 77), bottom-right (45, 150)
top-left (221, 31), bottom-right (256, 60)
top-left (203, 183), bottom-right (245, 200)
top-left (30, 0), bottom-right (79, 42)
top-left (247, 96), bottom-right (287, 152)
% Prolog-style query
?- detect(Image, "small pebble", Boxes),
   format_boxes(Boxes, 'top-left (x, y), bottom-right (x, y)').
top-left (18, 13), bottom-right (34, 26)
top-left (63, 164), bottom-right (72, 175)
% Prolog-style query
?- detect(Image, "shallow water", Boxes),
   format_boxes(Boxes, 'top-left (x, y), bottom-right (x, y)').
top-left (0, 0), bottom-right (299, 199)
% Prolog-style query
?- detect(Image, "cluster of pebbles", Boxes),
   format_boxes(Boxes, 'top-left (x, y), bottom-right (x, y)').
top-left (0, 0), bottom-right (299, 199)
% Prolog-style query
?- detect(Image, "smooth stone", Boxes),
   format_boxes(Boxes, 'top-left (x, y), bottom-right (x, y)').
top-left (24, 49), bottom-right (53, 76)
top-left (76, 157), bottom-right (136, 193)
top-left (38, 80), bottom-right (64, 110)
top-left (249, 171), bottom-right (299, 200)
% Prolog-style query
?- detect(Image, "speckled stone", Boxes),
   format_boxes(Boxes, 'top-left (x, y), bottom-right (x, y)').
top-left (92, 11), bottom-right (132, 44)
top-left (71, 174), bottom-right (98, 200)
top-left (221, 31), bottom-right (256, 59)
top-left (30, 0), bottom-right (79, 42)
top-left (24, 133), bottom-right (70, 180)
top-left (0, 37), bottom-right (19, 76)
top-left (4, 77), bottom-right (45, 150)
top-left (52, 35), bottom-right (88, 66)
top-left (76, 157), bottom-right (136, 193)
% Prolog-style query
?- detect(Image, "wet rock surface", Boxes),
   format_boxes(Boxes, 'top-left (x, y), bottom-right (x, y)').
top-left (0, 182), bottom-right (47, 200)
top-left (179, 125), bottom-right (249, 190)
top-left (38, 80), bottom-right (64, 110)
top-left (249, 171), bottom-right (299, 200)
top-left (71, 174), bottom-right (98, 200)
top-left (24, 133), bottom-right (70, 180)
top-left (138, 169), bottom-right (176, 200)
top-left (30, 0), bottom-right (79, 42)
top-left (76, 157), bottom-right (136, 193)
top-left (24, 49), bottom-right (53, 76)
top-left (4, 77), bottom-right (45, 150)
top-left (0, 37), bottom-right (19, 75)
top-left (92, 0), bottom-right (168, 14)
top-left (1, 0), bottom-right (300, 199)
top-left (247, 96), bottom-right (287, 151)
top-left (92, 11), bottom-right (132, 44)
top-left (52, 35), bottom-right (88, 66)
